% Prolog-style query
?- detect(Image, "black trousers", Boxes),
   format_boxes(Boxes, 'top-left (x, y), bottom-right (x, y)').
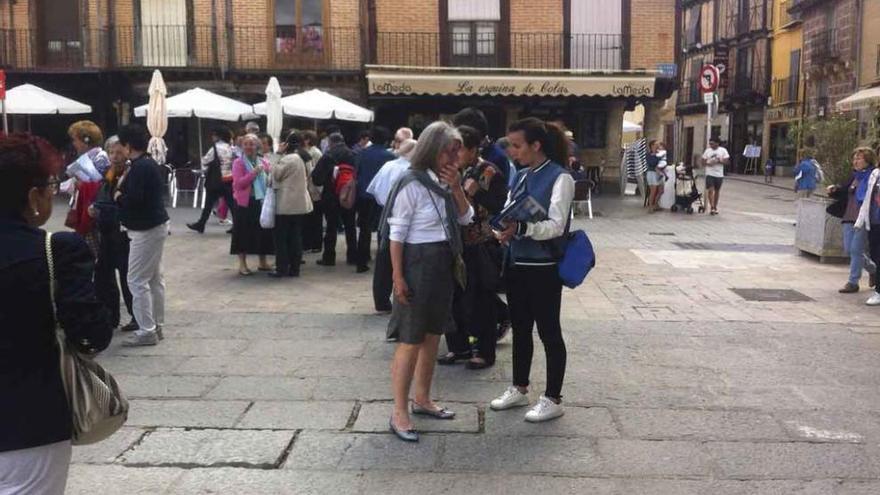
top-left (194, 183), bottom-right (235, 228)
top-left (303, 200), bottom-right (324, 251)
top-left (355, 198), bottom-right (379, 267)
top-left (373, 233), bottom-right (393, 312)
top-left (322, 200), bottom-right (356, 263)
top-left (274, 214), bottom-right (305, 275)
top-left (870, 227), bottom-right (880, 294)
top-left (94, 230), bottom-right (134, 328)
top-left (446, 243), bottom-right (501, 363)
top-left (506, 263), bottom-right (566, 400)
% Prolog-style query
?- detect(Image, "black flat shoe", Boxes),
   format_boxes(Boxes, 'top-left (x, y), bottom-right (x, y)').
top-left (466, 359), bottom-right (494, 370)
top-left (411, 402), bottom-right (456, 419)
top-left (316, 259), bottom-right (335, 266)
top-left (356, 265), bottom-right (370, 273)
top-left (437, 352), bottom-right (470, 365)
top-left (186, 223), bottom-right (204, 234)
top-left (120, 320), bottom-right (139, 332)
top-left (389, 418), bottom-right (419, 442)
top-left (267, 271), bottom-right (286, 278)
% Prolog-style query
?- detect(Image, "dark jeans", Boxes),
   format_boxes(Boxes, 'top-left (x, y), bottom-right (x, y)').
top-left (194, 183), bottom-right (235, 228)
top-left (870, 227), bottom-right (880, 294)
top-left (373, 234), bottom-right (393, 312)
top-left (506, 263), bottom-right (566, 400)
top-left (303, 200), bottom-right (324, 251)
top-left (356, 198), bottom-right (379, 267)
top-left (446, 243), bottom-right (501, 363)
top-left (94, 230), bottom-right (134, 327)
top-left (274, 214), bottom-right (305, 275)
top-left (322, 200), bottom-right (356, 263)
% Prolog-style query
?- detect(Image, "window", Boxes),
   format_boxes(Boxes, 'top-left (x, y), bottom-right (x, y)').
top-left (789, 49), bottom-right (801, 102)
top-left (578, 111), bottom-right (607, 149)
top-left (447, 0), bottom-right (499, 66)
top-left (274, 0), bottom-right (324, 58)
top-left (685, 6), bottom-right (701, 47)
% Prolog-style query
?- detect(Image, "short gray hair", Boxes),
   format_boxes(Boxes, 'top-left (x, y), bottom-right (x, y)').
top-left (104, 135), bottom-right (120, 149)
top-left (245, 121), bottom-right (260, 134)
top-left (409, 121), bottom-right (461, 172)
top-left (395, 127), bottom-right (413, 142)
top-left (397, 139), bottom-right (418, 160)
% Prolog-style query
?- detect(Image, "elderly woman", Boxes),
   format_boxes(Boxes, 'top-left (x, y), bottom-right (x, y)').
top-left (269, 131), bottom-right (313, 278)
top-left (231, 133), bottom-right (274, 275)
top-left (66, 120), bottom-right (109, 256)
top-left (0, 133), bottom-right (112, 494)
top-left (90, 136), bottom-right (136, 331)
top-left (380, 121), bottom-right (473, 442)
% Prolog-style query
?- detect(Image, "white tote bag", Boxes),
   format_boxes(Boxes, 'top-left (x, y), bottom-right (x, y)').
top-left (260, 187), bottom-right (276, 229)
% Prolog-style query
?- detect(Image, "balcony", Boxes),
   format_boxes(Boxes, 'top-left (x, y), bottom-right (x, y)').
top-left (0, 26), bottom-right (363, 73)
top-left (771, 76), bottom-right (800, 105)
top-left (0, 29), bottom-right (109, 71)
top-left (677, 81), bottom-right (704, 106)
top-left (374, 32), bottom-right (623, 70)
top-left (730, 65), bottom-right (769, 100)
top-left (808, 29), bottom-right (840, 66)
top-left (778, 0), bottom-right (801, 27)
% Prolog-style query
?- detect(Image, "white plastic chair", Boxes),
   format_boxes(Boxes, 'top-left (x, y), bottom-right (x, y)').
top-left (172, 168), bottom-right (203, 208)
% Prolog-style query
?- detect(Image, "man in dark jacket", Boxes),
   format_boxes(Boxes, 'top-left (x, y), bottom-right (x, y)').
top-left (353, 126), bottom-right (395, 273)
top-left (311, 133), bottom-right (357, 266)
top-left (115, 124), bottom-right (169, 347)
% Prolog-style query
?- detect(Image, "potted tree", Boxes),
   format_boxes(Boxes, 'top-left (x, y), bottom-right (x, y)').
top-left (791, 115), bottom-right (860, 262)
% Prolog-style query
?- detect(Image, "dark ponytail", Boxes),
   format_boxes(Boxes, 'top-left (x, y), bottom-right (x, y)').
top-left (284, 130), bottom-right (313, 163)
top-left (508, 117), bottom-right (568, 166)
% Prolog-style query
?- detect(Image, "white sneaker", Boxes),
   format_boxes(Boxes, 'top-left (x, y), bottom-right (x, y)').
top-left (490, 386), bottom-right (530, 411)
top-left (866, 293), bottom-right (880, 306)
top-left (524, 395), bottom-right (565, 423)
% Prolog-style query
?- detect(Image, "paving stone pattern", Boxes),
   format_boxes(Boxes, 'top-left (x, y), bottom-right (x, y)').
top-left (57, 180), bottom-right (880, 494)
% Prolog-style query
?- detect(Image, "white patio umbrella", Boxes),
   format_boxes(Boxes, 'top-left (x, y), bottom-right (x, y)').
top-left (253, 88), bottom-right (374, 122)
top-left (134, 87), bottom-right (257, 152)
top-left (836, 86), bottom-right (880, 112)
top-left (265, 77), bottom-right (283, 152)
top-left (146, 70), bottom-right (168, 165)
top-left (623, 120), bottom-right (642, 133)
top-left (4, 84), bottom-right (92, 114)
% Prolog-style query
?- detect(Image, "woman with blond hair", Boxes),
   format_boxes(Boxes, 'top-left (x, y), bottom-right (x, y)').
top-left (380, 121), bottom-right (473, 442)
top-left (66, 120), bottom-right (109, 256)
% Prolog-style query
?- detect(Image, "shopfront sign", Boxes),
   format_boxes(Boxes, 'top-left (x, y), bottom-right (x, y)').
top-left (766, 104), bottom-right (801, 122)
top-left (367, 72), bottom-right (656, 98)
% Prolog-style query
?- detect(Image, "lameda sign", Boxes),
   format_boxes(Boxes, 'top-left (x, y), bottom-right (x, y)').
top-left (367, 72), bottom-right (655, 98)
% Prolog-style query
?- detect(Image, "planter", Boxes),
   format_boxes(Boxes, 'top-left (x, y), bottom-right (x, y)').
top-left (795, 197), bottom-right (846, 263)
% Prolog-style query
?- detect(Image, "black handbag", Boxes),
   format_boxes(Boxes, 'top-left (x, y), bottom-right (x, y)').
top-left (204, 144), bottom-right (223, 191)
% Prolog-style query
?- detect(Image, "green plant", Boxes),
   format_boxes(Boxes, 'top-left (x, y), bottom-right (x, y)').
top-left (789, 114), bottom-right (860, 186)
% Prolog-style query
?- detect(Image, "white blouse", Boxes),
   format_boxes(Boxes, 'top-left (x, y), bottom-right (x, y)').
top-left (387, 170), bottom-right (474, 244)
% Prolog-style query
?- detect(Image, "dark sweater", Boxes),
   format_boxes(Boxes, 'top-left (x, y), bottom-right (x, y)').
top-left (311, 144), bottom-right (357, 204)
top-left (355, 144), bottom-right (395, 199)
top-left (118, 154), bottom-right (169, 231)
top-left (0, 220), bottom-right (112, 452)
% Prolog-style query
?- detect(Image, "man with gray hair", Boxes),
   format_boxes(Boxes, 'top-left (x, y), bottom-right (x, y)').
top-left (245, 121), bottom-right (260, 135)
top-left (391, 127), bottom-right (414, 151)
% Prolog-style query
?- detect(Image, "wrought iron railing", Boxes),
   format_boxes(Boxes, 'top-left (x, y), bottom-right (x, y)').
top-left (677, 81), bottom-right (704, 106)
top-left (808, 29), bottom-right (840, 65)
top-left (771, 76), bottom-right (800, 105)
top-left (374, 32), bottom-right (623, 70)
top-left (731, 64), bottom-right (768, 98)
top-left (0, 28), bottom-right (110, 70)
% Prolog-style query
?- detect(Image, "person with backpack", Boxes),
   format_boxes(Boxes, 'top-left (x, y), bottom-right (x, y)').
top-left (310, 133), bottom-right (357, 266)
top-left (354, 126), bottom-right (396, 273)
top-left (187, 127), bottom-right (235, 234)
top-left (794, 153), bottom-right (824, 198)
top-left (489, 118), bottom-right (574, 423)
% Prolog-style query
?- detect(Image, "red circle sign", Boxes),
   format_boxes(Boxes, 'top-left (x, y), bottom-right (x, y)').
top-left (699, 64), bottom-right (720, 93)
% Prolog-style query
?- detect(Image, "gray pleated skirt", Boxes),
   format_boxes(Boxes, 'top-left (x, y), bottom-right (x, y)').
top-left (388, 241), bottom-right (456, 344)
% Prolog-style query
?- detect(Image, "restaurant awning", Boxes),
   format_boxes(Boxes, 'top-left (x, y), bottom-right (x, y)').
top-left (836, 86), bottom-right (880, 112)
top-left (366, 68), bottom-right (656, 98)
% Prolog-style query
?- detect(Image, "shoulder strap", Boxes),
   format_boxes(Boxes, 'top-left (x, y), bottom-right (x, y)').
top-left (45, 231), bottom-right (57, 320)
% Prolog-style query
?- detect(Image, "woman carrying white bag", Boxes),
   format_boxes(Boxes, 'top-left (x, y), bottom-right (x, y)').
top-left (267, 131), bottom-right (314, 278)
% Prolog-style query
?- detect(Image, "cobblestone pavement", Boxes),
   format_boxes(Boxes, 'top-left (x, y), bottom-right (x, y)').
top-left (52, 180), bottom-right (880, 494)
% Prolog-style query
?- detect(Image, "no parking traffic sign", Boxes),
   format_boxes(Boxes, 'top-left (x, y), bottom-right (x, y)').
top-left (699, 64), bottom-right (720, 93)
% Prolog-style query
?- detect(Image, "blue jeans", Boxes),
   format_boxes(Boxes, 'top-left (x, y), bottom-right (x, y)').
top-left (842, 223), bottom-right (875, 285)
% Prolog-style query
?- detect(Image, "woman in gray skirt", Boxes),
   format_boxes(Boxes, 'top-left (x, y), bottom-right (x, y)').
top-left (381, 121), bottom-right (474, 442)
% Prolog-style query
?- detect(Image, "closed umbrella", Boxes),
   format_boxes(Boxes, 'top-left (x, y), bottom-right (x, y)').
top-left (265, 77), bottom-right (283, 152)
top-left (146, 70), bottom-right (168, 165)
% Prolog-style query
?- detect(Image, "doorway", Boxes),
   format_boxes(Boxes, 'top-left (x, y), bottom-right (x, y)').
top-left (140, 0), bottom-right (190, 67)
top-left (37, 0), bottom-right (82, 67)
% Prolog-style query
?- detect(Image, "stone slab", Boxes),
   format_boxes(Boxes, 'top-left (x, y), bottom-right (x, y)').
top-left (440, 435), bottom-right (599, 475)
top-left (114, 375), bottom-right (219, 399)
top-left (483, 406), bottom-right (618, 438)
top-left (594, 439), bottom-right (713, 477)
top-left (352, 402), bottom-right (478, 433)
top-left (65, 466), bottom-right (184, 495)
top-left (360, 472), bottom-right (617, 495)
top-left (236, 401), bottom-right (355, 430)
top-left (241, 339), bottom-right (366, 358)
top-left (108, 338), bottom-right (249, 357)
top-left (172, 468), bottom-right (364, 495)
top-left (707, 442), bottom-right (880, 479)
top-left (206, 376), bottom-right (317, 400)
top-left (126, 399), bottom-right (250, 428)
top-left (283, 431), bottom-right (440, 471)
top-left (120, 428), bottom-right (294, 467)
top-left (174, 356), bottom-right (301, 376)
top-left (615, 408), bottom-right (788, 441)
top-left (71, 427), bottom-right (147, 464)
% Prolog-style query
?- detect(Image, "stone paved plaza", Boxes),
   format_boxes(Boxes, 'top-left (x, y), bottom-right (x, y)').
top-left (52, 179), bottom-right (880, 494)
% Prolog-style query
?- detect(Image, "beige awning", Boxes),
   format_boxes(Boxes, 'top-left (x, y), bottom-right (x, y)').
top-left (367, 71), bottom-right (656, 98)
top-left (836, 86), bottom-right (880, 112)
